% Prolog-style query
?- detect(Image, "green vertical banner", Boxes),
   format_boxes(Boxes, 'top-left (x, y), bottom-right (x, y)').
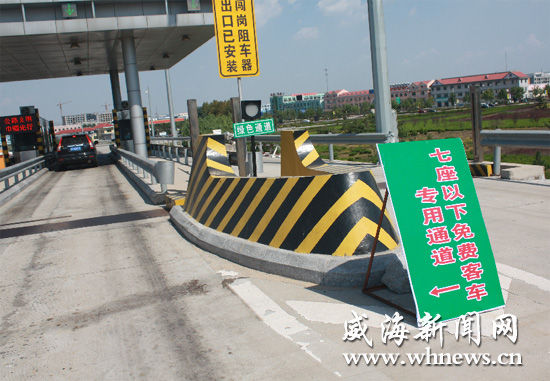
top-left (377, 138), bottom-right (504, 324)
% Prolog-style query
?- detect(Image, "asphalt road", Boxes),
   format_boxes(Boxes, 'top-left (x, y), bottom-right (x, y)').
top-left (0, 147), bottom-right (329, 380)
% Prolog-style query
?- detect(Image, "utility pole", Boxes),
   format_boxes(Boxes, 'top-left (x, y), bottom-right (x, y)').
top-left (325, 68), bottom-right (329, 92)
top-left (57, 101), bottom-right (71, 124)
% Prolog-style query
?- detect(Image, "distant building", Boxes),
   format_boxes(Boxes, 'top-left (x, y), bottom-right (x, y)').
top-left (323, 80), bottom-right (434, 111)
top-left (323, 89), bottom-right (373, 111)
top-left (431, 71), bottom-right (529, 107)
top-left (62, 112), bottom-right (112, 125)
top-left (270, 92), bottom-right (324, 113)
top-left (528, 72), bottom-right (550, 85)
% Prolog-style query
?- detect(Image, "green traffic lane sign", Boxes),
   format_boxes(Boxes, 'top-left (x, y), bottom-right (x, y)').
top-left (377, 138), bottom-right (504, 324)
top-left (233, 118), bottom-right (275, 139)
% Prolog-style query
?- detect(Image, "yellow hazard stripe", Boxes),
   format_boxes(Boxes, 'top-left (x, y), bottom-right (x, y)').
top-left (231, 179), bottom-right (275, 236)
top-left (196, 178), bottom-right (227, 221)
top-left (333, 217), bottom-right (397, 256)
top-left (204, 178), bottom-right (240, 227)
top-left (269, 175), bottom-right (331, 248)
top-left (296, 180), bottom-right (382, 253)
top-left (294, 131), bottom-right (309, 149)
top-left (207, 137), bottom-right (228, 157)
top-left (206, 159), bottom-right (234, 174)
top-left (186, 142), bottom-right (208, 206)
top-left (302, 149), bottom-right (320, 167)
top-left (216, 178), bottom-right (256, 232)
top-left (189, 177), bottom-right (214, 217)
top-left (248, 177), bottom-right (300, 242)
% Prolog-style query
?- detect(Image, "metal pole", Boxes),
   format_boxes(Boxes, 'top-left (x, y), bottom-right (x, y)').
top-left (493, 145), bottom-right (501, 176)
top-left (470, 85), bottom-right (483, 162)
top-left (367, 0), bottom-right (398, 142)
top-left (146, 87), bottom-right (155, 137)
top-left (164, 69), bottom-right (177, 137)
top-left (187, 99), bottom-right (200, 160)
top-left (121, 32), bottom-right (147, 158)
top-left (232, 97), bottom-right (247, 176)
top-left (109, 69), bottom-right (122, 111)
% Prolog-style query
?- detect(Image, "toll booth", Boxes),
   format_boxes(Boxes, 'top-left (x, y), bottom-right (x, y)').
top-left (112, 102), bottom-right (151, 154)
top-left (0, 106), bottom-right (54, 166)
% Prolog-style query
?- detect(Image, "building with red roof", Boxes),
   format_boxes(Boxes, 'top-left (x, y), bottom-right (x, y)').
top-left (431, 71), bottom-right (529, 107)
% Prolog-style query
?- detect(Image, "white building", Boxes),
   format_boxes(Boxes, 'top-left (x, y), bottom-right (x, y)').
top-left (528, 72), bottom-right (550, 85)
top-left (431, 71), bottom-right (529, 107)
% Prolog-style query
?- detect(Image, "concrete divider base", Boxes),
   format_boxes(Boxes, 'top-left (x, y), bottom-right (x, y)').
top-left (170, 205), bottom-right (400, 287)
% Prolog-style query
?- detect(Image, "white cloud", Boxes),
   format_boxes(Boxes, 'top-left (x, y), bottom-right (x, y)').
top-left (317, 0), bottom-right (362, 16)
top-left (525, 33), bottom-right (543, 48)
top-left (255, 0), bottom-right (283, 27)
top-left (294, 27), bottom-right (320, 40)
top-left (409, 7), bottom-right (416, 16)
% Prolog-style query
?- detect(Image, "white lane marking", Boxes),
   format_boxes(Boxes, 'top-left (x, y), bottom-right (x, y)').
top-left (229, 278), bottom-right (308, 340)
top-left (229, 279), bottom-right (390, 379)
top-left (217, 270), bottom-right (239, 277)
top-left (286, 300), bottom-right (416, 330)
top-left (497, 262), bottom-right (550, 292)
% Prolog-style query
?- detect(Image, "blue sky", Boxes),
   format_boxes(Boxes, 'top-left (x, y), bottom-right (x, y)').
top-left (1, 0), bottom-right (549, 123)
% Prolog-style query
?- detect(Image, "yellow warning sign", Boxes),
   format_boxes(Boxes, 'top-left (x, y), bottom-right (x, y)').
top-left (212, 0), bottom-right (260, 78)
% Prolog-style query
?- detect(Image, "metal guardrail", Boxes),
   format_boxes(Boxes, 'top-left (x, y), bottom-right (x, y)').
top-left (150, 144), bottom-right (191, 165)
top-left (110, 146), bottom-right (174, 192)
top-left (254, 132), bottom-right (390, 145)
top-left (150, 136), bottom-right (190, 145)
top-left (0, 156), bottom-right (47, 193)
top-left (480, 129), bottom-right (550, 176)
top-left (151, 132), bottom-right (391, 145)
top-left (480, 130), bottom-right (550, 149)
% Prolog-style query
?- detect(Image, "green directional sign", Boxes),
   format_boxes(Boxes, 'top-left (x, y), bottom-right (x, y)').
top-left (377, 138), bottom-right (504, 324)
top-left (233, 118), bottom-right (275, 139)
top-left (62, 3), bottom-right (78, 18)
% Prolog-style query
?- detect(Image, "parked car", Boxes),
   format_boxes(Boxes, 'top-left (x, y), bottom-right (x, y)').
top-left (55, 134), bottom-right (97, 171)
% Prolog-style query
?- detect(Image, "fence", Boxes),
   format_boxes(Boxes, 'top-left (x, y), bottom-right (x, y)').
top-left (110, 146), bottom-right (174, 192)
top-left (0, 156), bottom-right (47, 193)
top-left (480, 129), bottom-right (550, 175)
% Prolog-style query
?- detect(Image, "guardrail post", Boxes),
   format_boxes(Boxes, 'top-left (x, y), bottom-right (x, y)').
top-left (493, 145), bottom-right (501, 176)
top-left (184, 148), bottom-right (189, 165)
top-left (175, 147), bottom-right (180, 163)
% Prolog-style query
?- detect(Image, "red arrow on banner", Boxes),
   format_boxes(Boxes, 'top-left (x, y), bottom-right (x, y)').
top-left (429, 284), bottom-right (460, 297)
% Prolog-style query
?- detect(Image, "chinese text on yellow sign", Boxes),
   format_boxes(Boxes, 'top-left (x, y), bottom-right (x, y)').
top-left (213, 0), bottom-right (259, 78)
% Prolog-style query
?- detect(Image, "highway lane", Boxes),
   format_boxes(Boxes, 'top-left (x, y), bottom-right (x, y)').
top-left (0, 147), bottom-right (332, 380)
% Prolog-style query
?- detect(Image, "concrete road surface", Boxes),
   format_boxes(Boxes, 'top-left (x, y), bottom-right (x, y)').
top-left (1, 146), bottom-right (549, 380)
top-left (0, 147), bottom-right (331, 380)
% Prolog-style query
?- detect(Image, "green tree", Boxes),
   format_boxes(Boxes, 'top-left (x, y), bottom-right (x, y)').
top-left (496, 89), bottom-right (508, 104)
top-left (401, 98), bottom-right (416, 112)
top-left (481, 89), bottom-right (494, 102)
top-left (510, 86), bottom-right (525, 102)
top-left (423, 96), bottom-right (434, 108)
top-left (533, 87), bottom-right (544, 100)
top-left (448, 92), bottom-right (457, 107)
top-left (360, 102), bottom-right (372, 115)
top-left (545, 84), bottom-right (550, 98)
top-left (391, 100), bottom-right (401, 111)
top-left (462, 92), bottom-right (471, 105)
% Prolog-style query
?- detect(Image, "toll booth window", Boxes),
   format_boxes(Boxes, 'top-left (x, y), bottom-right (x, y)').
top-left (13, 133), bottom-right (36, 152)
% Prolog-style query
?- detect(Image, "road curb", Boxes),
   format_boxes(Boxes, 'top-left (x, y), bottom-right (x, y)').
top-left (114, 160), bottom-right (166, 205)
top-left (0, 168), bottom-right (48, 207)
top-left (170, 205), bottom-right (399, 287)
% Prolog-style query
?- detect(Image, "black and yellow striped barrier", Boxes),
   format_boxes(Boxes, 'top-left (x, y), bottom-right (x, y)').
top-left (112, 109), bottom-right (121, 146)
top-left (1, 133), bottom-right (10, 167)
top-left (143, 107), bottom-right (152, 156)
top-left (469, 163), bottom-right (493, 177)
top-left (281, 130), bottom-right (373, 176)
top-left (181, 135), bottom-right (398, 256)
